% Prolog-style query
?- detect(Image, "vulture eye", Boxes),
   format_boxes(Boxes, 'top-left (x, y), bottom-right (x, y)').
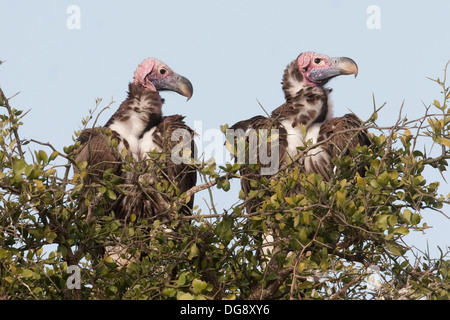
top-left (314, 58), bottom-right (321, 64)
top-left (159, 68), bottom-right (166, 75)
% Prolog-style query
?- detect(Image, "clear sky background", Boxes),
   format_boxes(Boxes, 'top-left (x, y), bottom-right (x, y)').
top-left (1, 1), bottom-right (449, 259)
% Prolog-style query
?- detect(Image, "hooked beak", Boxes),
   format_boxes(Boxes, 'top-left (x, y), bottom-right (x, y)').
top-left (154, 72), bottom-right (194, 101)
top-left (309, 56), bottom-right (358, 83)
top-left (333, 57), bottom-right (358, 77)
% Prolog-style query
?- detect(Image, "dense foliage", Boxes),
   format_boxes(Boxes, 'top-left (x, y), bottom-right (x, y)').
top-left (0, 62), bottom-right (449, 300)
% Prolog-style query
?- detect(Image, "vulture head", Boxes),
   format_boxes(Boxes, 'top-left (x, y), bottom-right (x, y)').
top-left (133, 58), bottom-right (194, 100)
top-left (297, 51), bottom-right (358, 87)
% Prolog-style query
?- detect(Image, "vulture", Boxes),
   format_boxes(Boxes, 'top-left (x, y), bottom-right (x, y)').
top-left (229, 51), bottom-right (370, 212)
top-left (75, 58), bottom-right (197, 224)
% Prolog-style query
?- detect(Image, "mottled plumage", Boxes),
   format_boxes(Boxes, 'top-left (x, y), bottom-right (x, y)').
top-left (121, 114), bottom-right (197, 222)
top-left (304, 113), bottom-right (370, 180)
top-left (74, 58), bottom-right (196, 224)
top-left (229, 52), bottom-right (368, 213)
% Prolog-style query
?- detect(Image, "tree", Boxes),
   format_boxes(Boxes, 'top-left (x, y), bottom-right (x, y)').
top-left (0, 61), bottom-right (449, 300)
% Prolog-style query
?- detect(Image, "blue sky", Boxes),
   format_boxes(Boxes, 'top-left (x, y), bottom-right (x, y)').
top-left (1, 0), bottom-right (449, 258)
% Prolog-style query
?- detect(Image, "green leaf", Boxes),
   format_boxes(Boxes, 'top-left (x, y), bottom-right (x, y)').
top-left (98, 186), bottom-right (107, 194)
top-left (437, 137), bottom-right (450, 147)
top-left (12, 158), bottom-right (27, 175)
top-left (22, 269), bottom-right (34, 278)
top-left (300, 124), bottom-right (307, 139)
top-left (370, 179), bottom-right (380, 189)
top-left (371, 159), bottom-right (380, 170)
top-left (302, 211), bottom-right (311, 225)
top-left (49, 151), bottom-right (59, 161)
top-left (106, 188), bottom-right (117, 200)
top-left (285, 197), bottom-right (295, 206)
top-left (162, 288), bottom-right (177, 298)
top-left (215, 217), bottom-right (233, 244)
top-left (375, 214), bottom-right (389, 230)
top-left (188, 243), bottom-right (198, 260)
top-left (433, 99), bottom-right (441, 109)
top-left (299, 228), bottom-right (308, 242)
top-left (45, 232), bottom-right (57, 243)
top-left (106, 285), bottom-right (118, 296)
top-left (177, 292), bottom-right (194, 300)
top-left (336, 190), bottom-right (346, 206)
top-left (192, 279), bottom-right (208, 294)
top-left (387, 245), bottom-right (403, 256)
top-left (402, 209), bottom-right (412, 223)
top-left (248, 190), bottom-right (259, 198)
top-left (231, 162), bottom-right (241, 172)
top-left (218, 179), bottom-right (230, 191)
top-left (298, 281), bottom-right (313, 289)
top-left (33, 287), bottom-right (43, 295)
top-left (58, 244), bottom-right (68, 257)
top-left (38, 150), bottom-right (48, 164)
top-left (24, 164), bottom-right (34, 178)
top-left (126, 262), bottom-right (139, 274)
top-left (393, 226), bottom-right (409, 235)
top-left (177, 272), bottom-right (187, 286)
top-left (294, 214), bottom-right (300, 227)
top-left (387, 215), bottom-right (398, 227)
top-left (411, 213), bottom-right (421, 225)
top-left (5, 276), bottom-right (14, 283)
top-left (220, 124), bottom-right (229, 134)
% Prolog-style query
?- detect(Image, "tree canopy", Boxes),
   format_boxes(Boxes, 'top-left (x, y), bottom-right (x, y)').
top-left (0, 62), bottom-right (449, 300)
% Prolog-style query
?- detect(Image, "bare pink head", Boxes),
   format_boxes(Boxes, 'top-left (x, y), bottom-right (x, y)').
top-left (297, 51), bottom-right (358, 87)
top-left (133, 58), bottom-right (193, 100)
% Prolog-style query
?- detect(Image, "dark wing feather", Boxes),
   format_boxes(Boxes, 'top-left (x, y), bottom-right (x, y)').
top-left (156, 115), bottom-right (197, 215)
top-left (318, 113), bottom-right (370, 155)
top-left (305, 113), bottom-right (370, 180)
top-left (229, 116), bottom-right (287, 213)
top-left (120, 115), bottom-right (197, 221)
top-left (74, 127), bottom-right (124, 218)
top-left (74, 128), bottom-right (122, 178)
